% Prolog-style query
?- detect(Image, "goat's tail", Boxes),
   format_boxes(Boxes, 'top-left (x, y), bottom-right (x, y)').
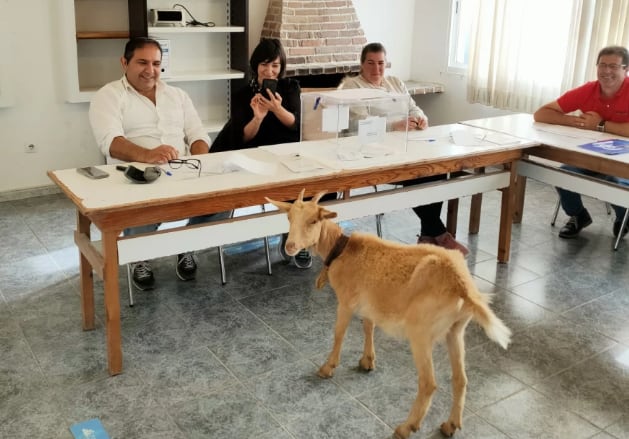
top-left (415, 255), bottom-right (511, 349)
top-left (468, 293), bottom-right (511, 349)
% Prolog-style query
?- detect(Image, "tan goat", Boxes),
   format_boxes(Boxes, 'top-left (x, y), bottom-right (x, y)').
top-left (266, 189), bottom-right (512, 438)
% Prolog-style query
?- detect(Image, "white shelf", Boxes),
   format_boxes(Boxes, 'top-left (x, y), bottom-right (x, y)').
top-left (162, 70), bottom-right (244, 82)
top-left (404, 81), bottom-right (445, 95)
top-left (148, 26), bottom-right (244, 34)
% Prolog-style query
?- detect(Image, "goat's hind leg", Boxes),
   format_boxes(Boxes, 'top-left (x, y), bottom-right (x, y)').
top-left (318, 304), bottom-right (353, 378)
top-left (395, 337), bottom-right (437, 439)
top-left (440, 319), bottom-right (469, 437)
top-left (358, 318), bottom-right (375, 371)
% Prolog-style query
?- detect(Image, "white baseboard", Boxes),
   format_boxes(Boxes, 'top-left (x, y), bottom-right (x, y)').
top-left (0, 185), bottom-right (61, 202)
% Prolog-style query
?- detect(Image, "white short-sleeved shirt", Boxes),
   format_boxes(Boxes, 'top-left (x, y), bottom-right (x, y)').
top-left (89, 76), bottom-right (210, 163)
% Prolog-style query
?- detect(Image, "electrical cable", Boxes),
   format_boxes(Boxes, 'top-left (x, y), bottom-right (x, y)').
top-left (172, 3), bottom-right (215, 27)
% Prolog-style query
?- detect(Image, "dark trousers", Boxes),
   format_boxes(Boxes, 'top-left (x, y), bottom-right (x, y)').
top-left (399, 174), bottom-right (447, 237)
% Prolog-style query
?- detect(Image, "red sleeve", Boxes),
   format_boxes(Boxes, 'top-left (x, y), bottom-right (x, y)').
top-left (556, 81), bottom-right (597, 113)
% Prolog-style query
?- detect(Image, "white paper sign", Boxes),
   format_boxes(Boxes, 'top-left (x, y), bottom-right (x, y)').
top-left (358, 116), bottom-right (386, 144)
top-left (322, 105), bottom-right (349, 132)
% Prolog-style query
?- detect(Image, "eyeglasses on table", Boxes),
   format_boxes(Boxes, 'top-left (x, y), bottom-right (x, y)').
top-left (168, 159), bottom-right (202, 178)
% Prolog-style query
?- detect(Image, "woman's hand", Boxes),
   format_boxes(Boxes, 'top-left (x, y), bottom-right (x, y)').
top-left (408, 116), bottom-right (428, 130)
top-left (250, 94), bottom-right (269, 121)
top-left (258, 89), bottom-right (284, 113)
top-left (393, 116), bottom-right (429, 131)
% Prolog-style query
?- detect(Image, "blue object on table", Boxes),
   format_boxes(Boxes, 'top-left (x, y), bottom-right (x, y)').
top-left (579, 139), bottom-right (629, 155)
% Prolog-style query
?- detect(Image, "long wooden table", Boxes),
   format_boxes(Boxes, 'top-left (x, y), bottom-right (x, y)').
top-left (48, 125), bottom-right (534, 375)
top-left (460, 113), bottom-right (629, 224)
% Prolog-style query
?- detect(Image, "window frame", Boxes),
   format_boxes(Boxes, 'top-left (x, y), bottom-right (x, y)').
top-left (447, 0), bottom-right (470, 74)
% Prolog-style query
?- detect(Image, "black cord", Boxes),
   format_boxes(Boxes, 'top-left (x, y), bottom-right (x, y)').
top-left (172, 3), bottom-right (215, 27)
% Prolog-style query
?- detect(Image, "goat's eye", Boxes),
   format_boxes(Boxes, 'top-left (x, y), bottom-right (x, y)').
top-left (309, 219), bottom-right (318, 225)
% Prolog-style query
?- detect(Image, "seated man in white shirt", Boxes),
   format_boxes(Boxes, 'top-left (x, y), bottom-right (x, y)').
top-left (89, 37), bottom-right (230, 290)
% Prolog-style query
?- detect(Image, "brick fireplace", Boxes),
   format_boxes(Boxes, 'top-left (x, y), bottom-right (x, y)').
top-left (260, 0), bottom-right (368, 87)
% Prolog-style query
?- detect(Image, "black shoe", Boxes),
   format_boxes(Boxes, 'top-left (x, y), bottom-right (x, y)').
top-left (132, 261), bottom-right (155, 290)
top-left (613, 220), bottom-right (629, 238)
top-left (278, 233), bottom-right (291, 262)
top-left (176, 252), bottom-right (197, 281)
top-left (558, 210), bottom-right (592, 239)
top-left (293, 249), bottom-right (313, 269)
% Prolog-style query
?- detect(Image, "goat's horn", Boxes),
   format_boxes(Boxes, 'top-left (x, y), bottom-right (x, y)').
top-left (312, 191), bottom-right (328, 204)
top-left (297, 188), bottom-right (306, 202)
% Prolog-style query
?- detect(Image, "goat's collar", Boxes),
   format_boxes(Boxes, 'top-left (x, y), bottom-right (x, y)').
top-left (323, 233), bottom-right (350, 267)
top-left (316, 233), bottom-right (349, 289)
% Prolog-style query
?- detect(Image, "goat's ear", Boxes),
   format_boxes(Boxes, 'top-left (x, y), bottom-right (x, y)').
top-left (265, 197), bottom-right (293, 212)
top-left (319, 207), bottom-right (338, 220)
top-left (312, 191), bottom-right (329, 204)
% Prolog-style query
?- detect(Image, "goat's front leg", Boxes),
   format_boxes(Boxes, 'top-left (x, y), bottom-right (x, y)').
top-left (440, 320), bottom-right (469, 437)
top-left (358, 318), bottom-right (375, 371)
top-left (395, 337), bottom-right (437, 439)
top-left (318, 304), bottom-right (353, 378)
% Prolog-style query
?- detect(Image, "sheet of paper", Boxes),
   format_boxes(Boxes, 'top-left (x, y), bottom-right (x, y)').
top-left (280, 154), bottom-right (326, 172)
top-left (322, 105), bottom-right (349, 132)
top-left (358, 116), bottom-right (386, 145)
top-left (450, 129), bottom-right (485, 146)
top-left (223, 152), bottom-right (278, 175)
top-left (483, 132), bottom-right (521, 145)
top-left (533, 122), bottom-right (602, 140)
top-left (360, 144), bottom-right (395, 158)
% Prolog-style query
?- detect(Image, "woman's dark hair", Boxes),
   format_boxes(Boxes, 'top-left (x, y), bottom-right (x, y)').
top-left (249, 38), bottom-right (287, 79)
top-left (123, 37), bottom-right (163, 63)
top-left (360, 42), bottom-right (387, 64)
top-left (597, 45), bottom-right (629, 66)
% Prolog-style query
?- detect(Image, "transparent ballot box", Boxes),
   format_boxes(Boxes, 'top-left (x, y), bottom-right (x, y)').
top-left (300, 88), bottom-right (411, 160)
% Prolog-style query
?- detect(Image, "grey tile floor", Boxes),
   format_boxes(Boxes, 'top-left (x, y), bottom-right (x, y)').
top-left (1, 180), bottom-right (629, 439)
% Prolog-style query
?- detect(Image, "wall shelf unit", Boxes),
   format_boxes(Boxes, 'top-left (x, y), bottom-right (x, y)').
top-left (76, 31), bottom-right (130, 39)
top-left (148, 26), bottom-right (245, 34)
top-left (64, 0), bottom-right (249, 135)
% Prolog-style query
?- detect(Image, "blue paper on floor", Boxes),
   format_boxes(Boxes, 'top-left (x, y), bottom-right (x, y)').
top-left (70, 418), bottom-right (110, 439)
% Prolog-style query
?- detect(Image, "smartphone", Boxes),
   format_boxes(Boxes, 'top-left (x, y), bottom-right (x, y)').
top-left (76, 166), bottom-right (109, 179)
top-left (261, 79), bottom-right (278, 98)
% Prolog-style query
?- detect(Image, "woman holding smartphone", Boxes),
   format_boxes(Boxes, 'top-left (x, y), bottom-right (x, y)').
top-left (212, 38), bottom-right (301, 150)
top-left (212, 38), bottom-right (319, 268)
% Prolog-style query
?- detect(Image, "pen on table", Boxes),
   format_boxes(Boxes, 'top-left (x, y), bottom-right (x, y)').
top-left (160, 167), bottom-right (172, 176)
top-left (313, 96), bottom-right (321, 110)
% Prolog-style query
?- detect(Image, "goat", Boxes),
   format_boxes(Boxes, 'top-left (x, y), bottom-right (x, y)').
top-left (266, 189), bottom-right (512, 438)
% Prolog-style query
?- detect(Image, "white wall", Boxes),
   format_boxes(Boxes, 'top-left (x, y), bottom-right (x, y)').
top-left (0, 0), bottom-right (103, 195)
top-left (0, 0), bottom-right (511, 196)
top-left (408, 0), bottom-right (512, 125)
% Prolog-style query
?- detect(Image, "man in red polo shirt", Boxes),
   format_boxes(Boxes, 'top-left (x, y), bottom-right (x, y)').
top-left (534, 45), bottom-right (629, 239)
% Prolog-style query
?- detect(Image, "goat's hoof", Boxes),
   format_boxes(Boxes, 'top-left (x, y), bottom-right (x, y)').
top-left (358, 358), bottom-right (376, 372)
top-left (358, 357), bottom-right (375, 371)
top-left (317, 364), bottom-right (335, 378)
top-left (393, 424), bottom-right (413, 439)
top-left (439, 421), bottom-right (459, 437)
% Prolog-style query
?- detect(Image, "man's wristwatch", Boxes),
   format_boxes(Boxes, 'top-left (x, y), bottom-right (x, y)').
top-left (597, 120), bottom-right (606, 132)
